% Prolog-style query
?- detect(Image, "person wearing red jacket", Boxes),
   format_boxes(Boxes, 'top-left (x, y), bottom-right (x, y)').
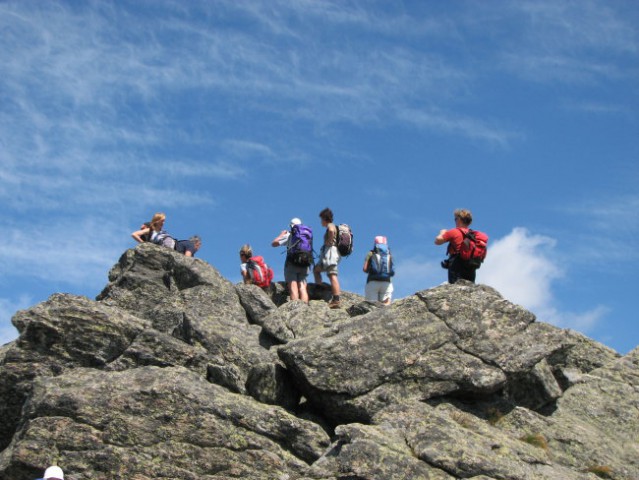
top-left (435, 208), bottom-right (476, 284)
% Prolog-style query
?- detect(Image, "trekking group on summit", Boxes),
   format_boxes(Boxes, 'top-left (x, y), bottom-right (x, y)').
top-left (31, 210), bottom-right (485, 479)
top-left (35, 211), bottom-right (487, 477)
top-left (131, 207), bottom-right (488, 308)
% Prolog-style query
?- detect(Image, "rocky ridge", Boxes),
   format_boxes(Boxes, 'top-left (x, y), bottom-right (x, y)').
top-left (0, 243), bottom-right (637, 479)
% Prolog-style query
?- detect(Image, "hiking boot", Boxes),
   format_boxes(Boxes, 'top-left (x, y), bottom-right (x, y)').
top-left (328, 299), bottom-right (341, 309)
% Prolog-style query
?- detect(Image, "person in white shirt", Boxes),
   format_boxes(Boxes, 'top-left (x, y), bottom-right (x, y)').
top-left (271, 218), bottom-right (309, 303)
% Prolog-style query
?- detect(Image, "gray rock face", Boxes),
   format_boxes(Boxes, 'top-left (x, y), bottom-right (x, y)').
top-left (0, 244), bottom-right (635, 480)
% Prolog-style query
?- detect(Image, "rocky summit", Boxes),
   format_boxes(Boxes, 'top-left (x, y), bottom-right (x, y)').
top-left (0, 243), bottom-right (637, 480)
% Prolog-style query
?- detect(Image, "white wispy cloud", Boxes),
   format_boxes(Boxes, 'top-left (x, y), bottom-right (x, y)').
top-left (397, 108), bottom-right (521, 148)
top-left (0, 218), bottom-right (127, 287)
top-left (0, 295), bottom-right (32, 346)
top-left (496, 0), bottom-right (638, 84)
top-left (514, 0), bottom-right (637, 54)
top-left (557, 194), bottom-right (639, 264)
top-left (481, 227), bottom-right (608, 333)
top-left (561, 100), bottom-right (630, 115)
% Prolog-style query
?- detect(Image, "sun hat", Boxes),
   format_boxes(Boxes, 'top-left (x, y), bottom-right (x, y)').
top-left (43, 465), bottom-right (64, 479)
top-left (374, 235), bottom-right (387, 245)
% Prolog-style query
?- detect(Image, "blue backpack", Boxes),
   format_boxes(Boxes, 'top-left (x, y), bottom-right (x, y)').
top-left (368, 243), bottom-right (394, 280)
top-left (287, 224), bottom-right (313, 267)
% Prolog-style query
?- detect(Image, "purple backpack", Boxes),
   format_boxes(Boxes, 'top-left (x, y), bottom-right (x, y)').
top-left (287, 224), bottom-right (313, 267)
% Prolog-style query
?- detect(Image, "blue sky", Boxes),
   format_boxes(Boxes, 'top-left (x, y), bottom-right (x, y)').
top-left (1, 0), bottom-right (637, 353)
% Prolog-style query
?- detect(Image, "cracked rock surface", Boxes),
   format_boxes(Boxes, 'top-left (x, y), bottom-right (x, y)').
top-left (0, 243), bottom-right (635, 479)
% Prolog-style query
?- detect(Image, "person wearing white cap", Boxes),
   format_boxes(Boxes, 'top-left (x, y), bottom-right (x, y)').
top-left (271, 217), bottom-right (310, 303)
top-left (40, 465), bottom-right (64, 480)
top-left (363, 235), bottom-right (395, 305)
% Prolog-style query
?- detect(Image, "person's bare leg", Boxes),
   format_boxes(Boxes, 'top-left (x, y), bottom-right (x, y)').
top-left (299, 281), bottom-right (309, 304)
top-left (329, 273), bottom-right (340, 297)
top-left (289, 281), bottom-right (300, 301)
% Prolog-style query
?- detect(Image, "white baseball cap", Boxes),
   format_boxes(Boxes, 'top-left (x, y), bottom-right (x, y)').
top-left (290, 218), bottom-right (302, 227)
top-left (43, 465), bottom-right (64, 480)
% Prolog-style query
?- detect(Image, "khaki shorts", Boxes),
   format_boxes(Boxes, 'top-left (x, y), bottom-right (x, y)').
top-left (315, 245), bottom-right (340, 275)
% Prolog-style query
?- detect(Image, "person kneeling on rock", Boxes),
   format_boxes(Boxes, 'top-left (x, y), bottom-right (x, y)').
top-left (239, 244), bottom-right (274, 289)
top-left (175, 235), bottom-right (202, 257)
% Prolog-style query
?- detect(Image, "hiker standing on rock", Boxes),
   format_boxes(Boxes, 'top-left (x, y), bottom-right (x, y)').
top-left (363, 236), bottom-right (394, 305)
top-left (435, 208), bottom-right (478, 284)
top-left (272, 218), bottom-right (310, 304)
top-left (313, 207), bottom-right (342, 309)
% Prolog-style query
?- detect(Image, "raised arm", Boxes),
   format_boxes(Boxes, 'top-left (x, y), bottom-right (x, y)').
top-left (272, 230), bottom-right (289, 247)
top-left (131, 227), bottom-right (151, 243)
top-left (434, 229), bottom-right (448, 245)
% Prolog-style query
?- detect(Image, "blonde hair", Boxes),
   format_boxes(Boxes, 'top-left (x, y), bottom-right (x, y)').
top-left (239, 244), bottom-right (253, 258)
top-left (454, 209), bottom-right (472, 226)
top-left (149, 212), bottom-right (166, 231)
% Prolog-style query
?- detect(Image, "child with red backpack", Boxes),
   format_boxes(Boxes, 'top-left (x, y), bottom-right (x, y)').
top-left (239, 244), bottom-right (274, 289)
top-left (435, 209), bottom-right (488, 284)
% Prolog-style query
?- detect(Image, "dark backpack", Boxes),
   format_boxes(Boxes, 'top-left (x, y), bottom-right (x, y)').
top-left (336, 224), bottom-right (354, 257)
top-left (368, 243), bottom-right (394, 280)
top-left (457, 228), bottom-right (488, 268)
top-left (140, 222), bottom-right (152, 242)
top-left (246, 256), bottom-right (274, 288)
top-left (287, 224), bottom-right (314, 267)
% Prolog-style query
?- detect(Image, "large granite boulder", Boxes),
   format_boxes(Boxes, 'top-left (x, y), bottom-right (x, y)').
top-left (0, 367), bottom-right (329, 479)
top-left (97, 243), bottom-right (277, 395)
top-left (278, 283), bottom-right (618, 424)
top-left (0, 294), bottom-right (152, 452)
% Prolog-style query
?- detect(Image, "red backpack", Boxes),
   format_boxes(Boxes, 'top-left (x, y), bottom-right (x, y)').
top-left (246, 256), bottom-right (274, 288)
top-left (457, 228), bottom-right (488, 268)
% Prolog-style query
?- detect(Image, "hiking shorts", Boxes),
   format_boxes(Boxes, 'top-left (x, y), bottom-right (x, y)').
top-left (284, 261), bottom-right (309, 284)
top-left (365, 280), bottom-right (393, 303)
top-left (315, 245), bottom-right (340, 276)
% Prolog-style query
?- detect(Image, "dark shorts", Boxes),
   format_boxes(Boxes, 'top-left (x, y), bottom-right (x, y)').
top-left (448, 257), bottom-right (476, 284)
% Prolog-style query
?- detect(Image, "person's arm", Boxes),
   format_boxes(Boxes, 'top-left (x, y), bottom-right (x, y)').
top-left (434, 229), bottom-right (449, 245)
top-left (241, 263), bottom-right (251, 283)
top-left (132, 227), bottom-right (151, 243)
top-left (272, 230), bottom-right (289, 247)
top-left (363, 251), bottom-right (371, 272)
